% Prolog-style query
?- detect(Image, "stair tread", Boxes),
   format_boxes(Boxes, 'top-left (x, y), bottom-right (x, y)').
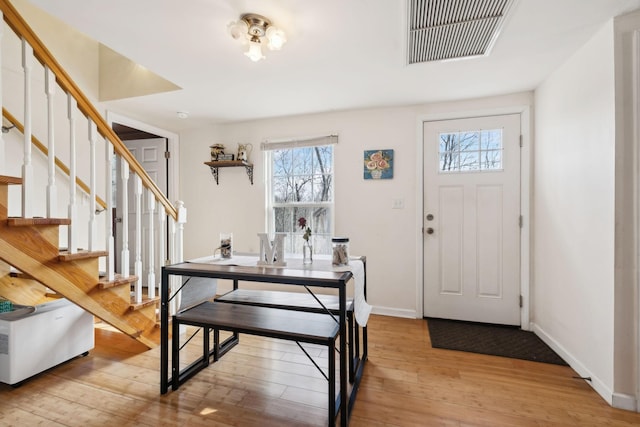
top-left (58, 249), bottom-right (109, 261)
top-left (130, 295), bottom-right (160, 311)
top-left (97, 274), bottom-right (138, 289)
top-left (7, 217), bottom-right (71, 226)
top-left (0, 175), bottom-right (22, 185)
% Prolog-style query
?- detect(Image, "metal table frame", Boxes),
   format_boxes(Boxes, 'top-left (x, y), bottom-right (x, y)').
top-left (160, 260), bottom-right (367, 426)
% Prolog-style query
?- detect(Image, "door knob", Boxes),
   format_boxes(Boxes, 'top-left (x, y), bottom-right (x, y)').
top-left (426, 227), bottom-right (434, 235)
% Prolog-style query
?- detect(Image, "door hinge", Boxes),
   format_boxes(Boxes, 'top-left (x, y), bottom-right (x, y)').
top-left (519, 135), bottom-right (523, 148)
top-left (164, 151), bottom-right (171, 159)
top-left (519, 295), bottom-right (523, 307)
top-left (519, 215), bottom-right (523, 228)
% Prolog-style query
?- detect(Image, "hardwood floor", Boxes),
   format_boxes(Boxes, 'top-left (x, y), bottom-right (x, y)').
top-left (1, 315), bottom-right (639, 426)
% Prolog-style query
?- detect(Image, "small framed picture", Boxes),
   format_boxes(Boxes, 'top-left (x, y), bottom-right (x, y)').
top-left (364, 149), bottom-right (394, 179)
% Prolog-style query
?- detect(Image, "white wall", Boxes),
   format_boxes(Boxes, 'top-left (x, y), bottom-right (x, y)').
top-left (533, 21), bottom-right (617, 402)
top-left (179, 93), bottom-right (533, 317)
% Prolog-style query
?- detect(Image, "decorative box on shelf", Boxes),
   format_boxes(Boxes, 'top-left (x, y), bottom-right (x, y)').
top-left (204, 160), bottom-right (253, 185)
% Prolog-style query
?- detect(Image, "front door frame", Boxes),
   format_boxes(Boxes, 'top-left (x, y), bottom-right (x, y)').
top-left (415, 105), bottom-right (532, 329)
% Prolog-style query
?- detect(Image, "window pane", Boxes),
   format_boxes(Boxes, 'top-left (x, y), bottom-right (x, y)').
top-left (292, 175), bottom-right (313, 202)
top-left (292, 147), bottom-right (314, 175)
top-left (460, 151), bottom-right (479, 171)
top-left (481, 129), bottom-right (501, 150)
top-left (481, 149), bottom-right (502, 170)
top-left (271, 176), bottom-right (290, 202)
top-left (269, 145), bottom-right (333, 255)
top-left (440, 152), bottom-right (459, 171)
top-left (313, 146), bottom-right (333, 175)
top-left (312, 174), bottom-right (332, 202)
top-left (459, 132), bottom-right (479, 151)
top-left (439, 133), bottom-right (458, 152)
top-left (272, 150), bottom-right (291, 177)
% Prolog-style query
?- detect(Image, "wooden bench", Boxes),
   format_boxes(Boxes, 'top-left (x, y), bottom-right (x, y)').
top-left (215, 288), bottom-right (362, 382)
top-left (172, 301), bottom-right (341, 426)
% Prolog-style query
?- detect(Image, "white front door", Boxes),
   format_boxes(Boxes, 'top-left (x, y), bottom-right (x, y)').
top-left (423, 114), bottom-right (521, 325)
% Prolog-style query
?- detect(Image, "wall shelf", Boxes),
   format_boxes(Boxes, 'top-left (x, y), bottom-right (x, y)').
top-left (204, 160), bottom-right (254, 185)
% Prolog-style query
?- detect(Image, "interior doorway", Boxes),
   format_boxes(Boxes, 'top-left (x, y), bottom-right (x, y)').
top-left (112, 123), bottom-right (168, 276)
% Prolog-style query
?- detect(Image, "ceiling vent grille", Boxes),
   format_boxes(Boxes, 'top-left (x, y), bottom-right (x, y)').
top-left (408, 0), bottom-right (515, 64)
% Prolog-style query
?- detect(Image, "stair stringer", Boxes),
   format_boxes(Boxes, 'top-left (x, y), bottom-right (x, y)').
top-left (0, 224), bottom-right (159, 349)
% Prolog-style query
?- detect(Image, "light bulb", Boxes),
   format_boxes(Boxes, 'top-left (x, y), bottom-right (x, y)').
top-left (228, 20), bottom-right (248, 40)
top-left (245, 40), bottom-right (265, 62)
top-left (266, 26), bottom-right (286, 50)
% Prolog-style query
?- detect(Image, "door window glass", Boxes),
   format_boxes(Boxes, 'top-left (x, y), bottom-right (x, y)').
top-left (439, 129), bottom-right (503, 172)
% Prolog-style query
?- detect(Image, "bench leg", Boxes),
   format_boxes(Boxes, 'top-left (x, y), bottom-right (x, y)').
top-left (329, 337), bottom-right (336, 427)
top-left (171, 316), bottom-right (180, 390)
top-left (348, 312), bottom-right (354, 383)
top-left (213, 328), bottom-right (220, 361)
top-left (203, 327), bottom-right (210, 367)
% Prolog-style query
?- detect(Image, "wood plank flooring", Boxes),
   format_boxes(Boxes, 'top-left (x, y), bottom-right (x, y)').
top-left (1, 315), bottom-right (639, 426)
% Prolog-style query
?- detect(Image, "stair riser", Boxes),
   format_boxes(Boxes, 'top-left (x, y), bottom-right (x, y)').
top-left (0, 224), bottom-right (60, 259)
top-left (0, 264), bottom-right (53, 306)
top-left (0, 184), bottom-right (8, 220)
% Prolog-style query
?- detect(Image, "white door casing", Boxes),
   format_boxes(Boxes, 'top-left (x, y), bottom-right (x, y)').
top-left (423, 114), bottom-right (521, 325)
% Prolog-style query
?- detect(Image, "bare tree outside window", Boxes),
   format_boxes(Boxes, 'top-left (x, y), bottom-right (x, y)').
top-left (271, 145), bottom-right (334, 254)
top-left (439, 129), bottom-right (503, 172)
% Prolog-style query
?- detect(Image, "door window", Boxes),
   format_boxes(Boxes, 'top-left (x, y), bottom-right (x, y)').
top-left (439, 129), bottom-right (503, 172)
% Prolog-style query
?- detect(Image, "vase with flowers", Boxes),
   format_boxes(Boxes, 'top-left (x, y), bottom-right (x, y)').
top-left (298, 217), bottom-right (313, 264)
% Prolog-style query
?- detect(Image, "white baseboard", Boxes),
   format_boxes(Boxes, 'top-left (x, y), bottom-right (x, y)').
top-left (371, 306), bottom-right (417, 318)
top-left (613, 393), bottom-right (638, 412)
top-left (531, 322), bottom-right (620, 408)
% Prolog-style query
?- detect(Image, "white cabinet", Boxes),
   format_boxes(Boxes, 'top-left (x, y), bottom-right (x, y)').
top-left (0, 299), bottom-right (94, 385)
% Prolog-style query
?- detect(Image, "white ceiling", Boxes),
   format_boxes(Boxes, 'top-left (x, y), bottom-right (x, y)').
top-left (25, 0), bottom-right (640, 131)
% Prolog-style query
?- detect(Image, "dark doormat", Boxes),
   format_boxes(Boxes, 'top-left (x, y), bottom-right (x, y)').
top-left (426, 317), bottom-right (568, 365)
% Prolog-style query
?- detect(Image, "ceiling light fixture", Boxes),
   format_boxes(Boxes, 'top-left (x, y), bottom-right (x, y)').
top-left (228, 13), bottom-right (287, 62)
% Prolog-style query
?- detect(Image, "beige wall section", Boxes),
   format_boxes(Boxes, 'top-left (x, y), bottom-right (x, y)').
top-left (11, 0), bottom-right (99, 100)
top-left (178, 92), bottom-right (533, 318)
top-left (98, 44), bottom-right (180, 102)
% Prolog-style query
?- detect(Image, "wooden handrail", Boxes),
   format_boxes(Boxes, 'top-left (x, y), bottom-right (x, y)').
top-left (0, 0), bottom-right (178, 220)
top-left (2, 108), bottom-right (107, 210)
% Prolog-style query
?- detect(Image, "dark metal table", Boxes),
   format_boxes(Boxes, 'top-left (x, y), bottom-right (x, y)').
top-left (160, 259), bottom-right (367, 426)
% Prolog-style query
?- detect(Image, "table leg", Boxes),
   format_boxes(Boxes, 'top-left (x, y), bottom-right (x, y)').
top-left (340, 284), bottom-right (348, 426)
top-left (160, 268), bottom-right (169, 394)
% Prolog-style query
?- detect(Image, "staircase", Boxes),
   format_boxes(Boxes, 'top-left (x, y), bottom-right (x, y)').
top-left (0, 1), bottom-right (185, 348)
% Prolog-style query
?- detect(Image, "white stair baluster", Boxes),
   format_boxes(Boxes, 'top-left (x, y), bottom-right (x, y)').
top-left (45, 66), bottom-right (56, 217)
top-left (105, 142), bottom-right (115, 281)
top-left (88, 121), bottom-right (97, 251)
top-left (171, 200), bottom-right (187, 314)
top-left (120, 160), bottom-right (130, 277)
top-left (146, 189), bottom-right (155, 299)
top-left (168, 217), bottom-right (178, 315)
top-left (156, 199), bottom-right (166, 297)
top-left (21, 39), bottom-right (33, 218)
top-left (176, 200), bottom-right (186, 264)
top-left (67, 94), bottom-right (77, 253)
top-left (134, 175), bottom-right (142, 303)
